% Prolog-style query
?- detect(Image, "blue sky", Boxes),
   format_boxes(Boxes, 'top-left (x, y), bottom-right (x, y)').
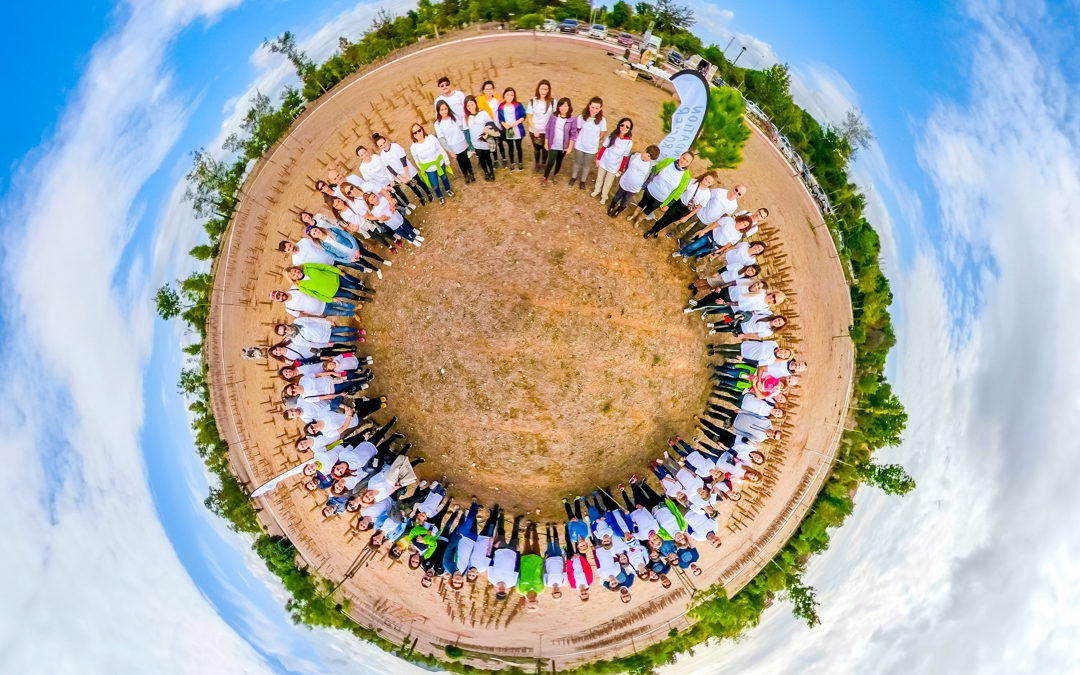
top-left (2, 1), bottom-right (1078, 674)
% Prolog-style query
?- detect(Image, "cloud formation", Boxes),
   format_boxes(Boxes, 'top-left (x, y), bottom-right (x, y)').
top-left (666, 2), bottom-right (1080, 673)
top-left (0, 0), bottom-right (277, 671)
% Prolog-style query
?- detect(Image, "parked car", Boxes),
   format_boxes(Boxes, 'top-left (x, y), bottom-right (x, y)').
top-left (542, 19), bottom-right (558, 32)
top-left (559, 18), bottom-right (579, 34)
top-left (617, 32), bottom-right (634, 47)
top-left (667, 50), bottom-right (684, 66)
top-left (589, 23), bottom-right (607, 39)
top-left (712, 75), bottom-right (728, 88)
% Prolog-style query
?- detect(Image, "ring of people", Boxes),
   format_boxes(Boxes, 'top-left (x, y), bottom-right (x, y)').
top-left (214, 35), bottom-right (850, 668)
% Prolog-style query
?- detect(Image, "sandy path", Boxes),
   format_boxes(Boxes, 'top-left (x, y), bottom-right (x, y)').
top-left (206, 29), bottom-right (853, 670)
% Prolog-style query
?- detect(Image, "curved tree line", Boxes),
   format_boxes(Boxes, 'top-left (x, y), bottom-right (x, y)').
top-left (157, 4), bottom-right (911, 673)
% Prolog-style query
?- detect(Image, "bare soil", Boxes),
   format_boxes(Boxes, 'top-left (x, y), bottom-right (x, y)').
top-left (206, 30), bottom-right (854, 670)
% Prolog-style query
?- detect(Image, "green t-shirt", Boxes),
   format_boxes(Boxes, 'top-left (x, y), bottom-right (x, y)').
top-left (518, 554), bottom-right (544, 594)
top-left (298, 263), bottom-right (342, 302)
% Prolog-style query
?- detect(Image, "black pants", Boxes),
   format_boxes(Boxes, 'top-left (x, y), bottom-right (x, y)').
top-left (404, 175), bottom-right (432, 204)
top-left (530, 132), bottom-right (547, 165)
top-left (645, 201), bottom-right (691, 237)
top-left (476, 148), bottom-right (495, 178)
top-left (505, 138), bottom-right (522, 164)
top-left (456, 153), bottom-right (475, 180)
top-left (480, 505), bottom-right (500, 537)
top-left (495, 512), bottom-right (521, 551)
top-left (637, 192), bottom-right (664, 216)
top-left (564, 497), bottom-right (585, 521)
top-left (544, 149), bottom-right (566, 178)
top-left (352, 396), bottom-right (384, 419)
top-left (623, 482), bottom-right (663, 511)
top-left (608, 187), bottom-right (636, 215)
top-left (597, 490), bottom-right (621, 512)
top-left (390, 184), bottom-right (411, 207)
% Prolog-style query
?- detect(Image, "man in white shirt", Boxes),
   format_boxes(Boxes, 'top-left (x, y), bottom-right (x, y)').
top-left (435, 76), bottom-right (472, 154)
top-left (270, 288), bottom-right (357, 318)
top-left (489, 513), bottom-right (523, 600)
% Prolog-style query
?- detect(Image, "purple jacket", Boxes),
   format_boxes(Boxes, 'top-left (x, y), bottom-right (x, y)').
top-left (545, 115), bottom-right (580, 151)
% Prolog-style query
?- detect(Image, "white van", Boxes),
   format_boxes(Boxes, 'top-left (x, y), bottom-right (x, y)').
top-left (542, 19), bottom-right (557, 32)
top-left (589, 23), bottom-right (607, 39)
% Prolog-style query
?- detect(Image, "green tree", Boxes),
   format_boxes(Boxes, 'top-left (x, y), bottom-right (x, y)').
top-left (184, 149), bottom-right (234, 219)
top-left (155, 284), bottom-right (183, 320)
top-left (837, 108), bottom-right (873, 158)
top-left (264, 31), bottom-right (315, 82)
top-left (858, 463), bottom-right (916, 495)
top-left (648, 0), bottom-right (694, 32)
top-left (178, 367), bottom-right (206, 396)
top-left (693, 86), bottom-right (751, 169)
top-left (609, 1), bottom-right (633, 27)
top-left (516, 13), bottom-right (543, 28)
top-left (786, 575), bottom-right (820, 627)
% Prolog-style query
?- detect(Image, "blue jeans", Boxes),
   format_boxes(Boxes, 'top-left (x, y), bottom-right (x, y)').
top-left (425, 169), bottom-right (451, 197)
top-left (323, 301), bottom-right (356, 316)
top-left (336, 274), bottom-right (366, 291)
top-left (392, 216), bottom-right (418, 241)
top-left (329, 326), bottom-right (358, 340)
top-left (679, 236), bottom-right (715, 258)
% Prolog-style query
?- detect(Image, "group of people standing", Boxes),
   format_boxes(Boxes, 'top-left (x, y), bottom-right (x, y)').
top-left (253, 71), bottom-right (805, 608)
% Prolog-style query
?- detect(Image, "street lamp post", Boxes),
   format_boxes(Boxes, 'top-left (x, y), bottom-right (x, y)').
top-left (732, 46), bottom-right (747, 66)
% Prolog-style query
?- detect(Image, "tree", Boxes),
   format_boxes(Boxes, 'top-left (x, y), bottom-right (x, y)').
top-left (858, 463), bottom-right (916, 495)
top-left (838, 108), bottom-right (873, 157)
top-left (184, 149), bottom-right (234, 218)
top-left (264, 31), bottom-right (314, 82)
top-left (178, 367), bottom-right (206, 396)
top-left (155, 284), bottom-right (182, 320)
top-left (609, 1), bottom-right (633, 27)
top-left (649, 0), bottom-right (694, 33)
top-left (693, 86), bottom-right (751, 169)
top-left (786, 575), bottom-right (820, 627)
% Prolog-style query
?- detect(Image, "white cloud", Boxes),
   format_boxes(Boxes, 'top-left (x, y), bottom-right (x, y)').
top-left (692, 5), bottom-right (778, 69)
top-left (663, 2), bottom-right (1080, 674)
top-left (0, 0), bottom-right (276, 672)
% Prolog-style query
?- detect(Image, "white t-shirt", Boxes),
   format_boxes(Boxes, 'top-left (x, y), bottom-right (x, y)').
top-left (410, 135), bottom-right (448, 168)
top-left (684, 510), bottom-right (719, 541)
top-left (740, 393), bottom-right (775, 418)
top-left (618, 153), bottom-right (654, 192)
top-left (550, 117), bottom-right (569, 149)
top-left (466, 111), bottom-right (495, 150)
top-left (709, 215), bottom-right (743, 246)
top-left (699, 187), bottom-right (738, 223)
top-left (291, 317), bottom-right (333, 345)
top-left (488, 549), bottom-right (519, 587)
top-left (741, 312), bottom-right (776, 338)
top-left (293, 239), bottom-right (335, 267)
top-left (724, 242), bottom-right (757, 272)
top-left (574, 116), bottom-right (608, 154)
top-left (500, 104), bottom-right (523, 140)
top-left (320, 409), bottom-right (357, 439)
top-left (741, 340), bottom-right (778, 364)
top-left (415, 487), bottom-right (444, 517)
top-left (359, 156), bottom-right (394, 188)
top-left (370, 195), bottom-right (404, 230)
top-left (676, 467), bottom-right (704, 493)
top-left (454, 536), bottom-right (476, 574)
top-left (297, 398), bottom-right (331, 423)
top-left (594, 547), bottom-right (621, 579)
top-left (623, 543), bottom-right (649, 568)
top-left (685, 450), bottom-right (717, 478)
top-left (285, 288), bottom-right (325, 317)
top-left (735, 290), bottom-right (769, 313)
top-left (543, 556), bottom-right (566, 586)
top-left (361, 498), bottom-right (391, 520)
top-left (629, 508), bottom-right (660, 540)
top-left (469, 535), bottom-right (493, 572)
top-left (687, 489), bottom-right (716, 514)
top-left (298, 373), bottom-right (333, 398)
top-left (435, 90), bottom-right (467, 129)
top-left (733, 412), bottom-right (772, 441)
top-left (526, 98), bottom-right (554, 134)
top-left (598, 136), bottom-right (633, 172)
top-left (766, 360), bottom-right (793, 378)
top-left (380, 142), bottom-right (418, 180)
top-left (652, 505), bottom-right (682, 535)
top-left (646, 163), bottom-right (687, 201)
top-left (435, 117), bottom-right (468, 153)
top-left (679, 179), bottom-right (711, 208)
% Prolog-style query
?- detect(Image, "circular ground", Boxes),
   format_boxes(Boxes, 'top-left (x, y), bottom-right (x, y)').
top-left (366, 182), bottom-right (710, 517)
top-left (207, 30), bottom-right (854, 670)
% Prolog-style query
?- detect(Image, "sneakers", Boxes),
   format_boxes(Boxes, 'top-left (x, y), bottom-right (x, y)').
top-left (375, 269), bottom-right (383, 279)
top-left (541, 177), bottom-right (548, 186)
top-left (590, 191), bottom-right (600, 198)
top-left (672, 251), bottom-right (682, 258)
top-left (438, 196), bottom-right (446, 205)
top-left (414, 235), bottom-right (425, 242)
top-left (516, 162), bottom-right (523, 171)
top-left (446, 189), bottom-right (455, 197)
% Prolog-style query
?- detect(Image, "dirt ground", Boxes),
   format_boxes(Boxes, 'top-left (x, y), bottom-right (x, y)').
top-left (206, 30), bottom-right (854, 670)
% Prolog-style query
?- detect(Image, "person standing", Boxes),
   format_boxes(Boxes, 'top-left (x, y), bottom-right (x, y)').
top-left (568, 97), bottom-right (607, 189)
top-left (525, 80), bottom-right (555, 173)
top-left (607, 145), bottom-right (659, 218)
top-left (374, 133), bottom-right (431, 206)
top-left (542, 98), bottom-right (575, 184)
top-left (489, 512), bottom-right (523, 601)
top-left (519, 521), bottom-right (546, 611)
top-left (356, 145), bottom-right (413, 212)
top-left (363, 192), bottom-right (424, 247)
top-left (497, 88), bottom-right (527, 171)
top-left (645, 171), bottom-right (717, 238)
top-left (434, 100), bottom-right (475, 183)
top-left (409, 124), bottom-right (454, 205)
top-left (476, 80), bottom-right (505, 167)
top-left (434, 76), bottom-right (472, 153)
top-left (543, 523), bottom-right (566, 600)
top-left (464, 95), bottom-right (498, 182)
top-left (591, 117), bottom-right (633, 204)
top-left (629, 151), bottom-right (695, 226)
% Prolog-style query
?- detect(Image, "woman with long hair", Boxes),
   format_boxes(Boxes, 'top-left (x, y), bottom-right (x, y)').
top-left (568, 96), bottom-right (607, 189)
top-left (645, 170), bottom-right (718, 238)
top-left (364, 190), bottom-right (424, 248)
top-left (476, 80), bottom-right (505, 167)
top-left (592, 117), bottom-right (633, 205)
top-left (542, 97), bottom-right (574, 184)
top-left (525, 80), bottom-right (554, 173)
top-left (498, 87), bottom-right (527, 171)
top-left (435, 100), bottom-right (475, 183)
top-left (409, 123), bottom-right (454, 204)
top-left (356, 144), bottom-right (413, 212)
top-left (465, 95), bottom-right (498, 182)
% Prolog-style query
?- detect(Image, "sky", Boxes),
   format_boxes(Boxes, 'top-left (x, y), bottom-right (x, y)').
top-left (0, 1), bottom-right (1077, 674)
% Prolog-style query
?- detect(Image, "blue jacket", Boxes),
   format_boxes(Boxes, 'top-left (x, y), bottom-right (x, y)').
top-left (497, 102), bottom-right (527, 139)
